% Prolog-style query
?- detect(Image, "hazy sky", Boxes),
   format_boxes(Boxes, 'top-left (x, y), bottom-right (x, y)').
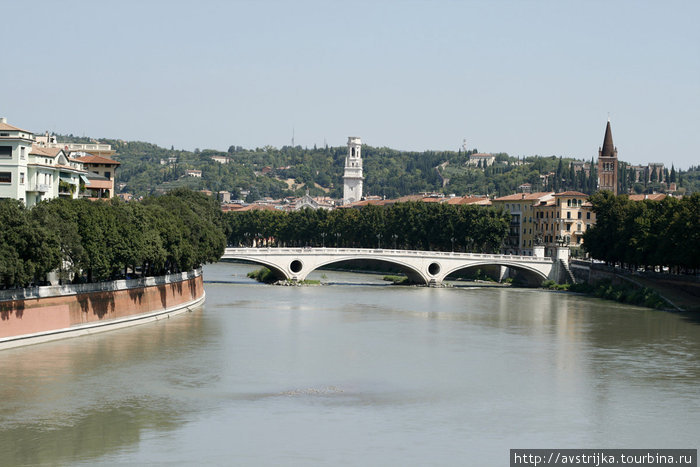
top-left (3, 0), bottom-right (699, 167)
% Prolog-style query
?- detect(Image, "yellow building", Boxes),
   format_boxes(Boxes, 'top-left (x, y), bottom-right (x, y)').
top-left (534, 191), bottom-right (595, 257)
top-left (492, 192), bottom-right (554, 255)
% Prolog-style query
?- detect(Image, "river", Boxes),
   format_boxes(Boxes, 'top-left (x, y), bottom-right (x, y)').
top-left (1, 262), bottom-right (699, 466)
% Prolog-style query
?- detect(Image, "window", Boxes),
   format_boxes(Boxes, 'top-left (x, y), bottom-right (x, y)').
top-left (104, 171), bottom-right (111, 180)
top-left (0, 146), bottom-right (11, 159)
top-left (566, 224), bottom-right (571, 231)
top-left (0, 172), bottom-right (11, 183)
top-left (567, 212), bottom-right (571, 219)
top-left (578, 212), bottom-right (582, 219)
top-left (586, 212), bottom-right (591, 220)
top-left (20, 147), bottom-right (25, 159)
top-left (20, 172), bottom-right (24, 184)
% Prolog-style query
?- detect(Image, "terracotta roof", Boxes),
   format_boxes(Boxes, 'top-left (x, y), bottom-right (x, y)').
top-left (230, 204), bottom-right (278, 212)
top-left (395, 195), bottom-right (424, 202)
top-left (0, 122), bottom-right (31, 132)
top-left (494, 192), bottom-right (554, 201)
top-left (629, 193), bottom-right (666, 201)
top-left (447, 195), bottom-right (491, 205)
top-left (554, 191), bottom-right (588, 197)
top-left (74, 154), bottom-right (121, 165)
top-left (30, 146), bottom-right (63, 157)
top-left (601, 120), bottom-right (616, 158)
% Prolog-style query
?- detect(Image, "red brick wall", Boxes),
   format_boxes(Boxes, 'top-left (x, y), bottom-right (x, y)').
top-left (0, 275), bottom-right (204, 339)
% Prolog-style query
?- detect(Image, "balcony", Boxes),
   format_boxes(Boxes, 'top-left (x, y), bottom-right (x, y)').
top-left (27, 183), bottom-right (50, 193)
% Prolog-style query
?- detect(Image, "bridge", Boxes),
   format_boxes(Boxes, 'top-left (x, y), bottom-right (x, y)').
top-left (221, 247), bottom-right (570, 286)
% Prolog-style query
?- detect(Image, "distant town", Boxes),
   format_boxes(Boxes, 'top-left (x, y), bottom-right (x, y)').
top-left (1, 116), bottom-right (692, 262)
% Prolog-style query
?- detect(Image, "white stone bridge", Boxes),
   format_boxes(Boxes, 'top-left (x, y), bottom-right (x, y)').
top-left (222, 247), bottom-right (569, 286)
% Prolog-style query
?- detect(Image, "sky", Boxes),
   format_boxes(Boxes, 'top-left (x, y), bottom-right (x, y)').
top-left (3, 0), bottom-right (699, 168)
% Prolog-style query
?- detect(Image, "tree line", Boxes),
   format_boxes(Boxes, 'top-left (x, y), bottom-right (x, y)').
top-left (0, 189), bottom-right (226, 289)
top-left (225, 202), bottom-right (510, 253)
top-left (583, 191), bottom-right (699, 272)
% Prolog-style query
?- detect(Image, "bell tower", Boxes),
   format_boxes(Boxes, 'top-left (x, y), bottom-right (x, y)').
top-left (597, 119), bottom-right (618, 194)
top-left (343, 136), bottom-right (363, 204)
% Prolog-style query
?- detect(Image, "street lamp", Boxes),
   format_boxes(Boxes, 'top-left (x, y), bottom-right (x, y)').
top-left (451, 237), bottom-right (455, 252)
top-left (321, 232), bottom-right (327, 248)
top-left (376, 233), bottom-right (382, 249)
top-left (392, 233), bottom-right (398, 250)
top-left (335, 232), bottom-right (341, 248)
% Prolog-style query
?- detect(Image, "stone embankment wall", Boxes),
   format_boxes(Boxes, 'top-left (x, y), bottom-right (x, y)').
top-left (0, 269), bottom-right (204, 349)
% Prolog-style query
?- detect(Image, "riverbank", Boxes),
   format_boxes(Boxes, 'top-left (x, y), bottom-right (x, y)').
top-left (0, 269), bottom-right (205, 350)
top-left (570, 260), bottom-right (700, 312)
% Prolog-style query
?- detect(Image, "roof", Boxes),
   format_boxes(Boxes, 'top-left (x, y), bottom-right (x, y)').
top-left (629, 193), bottom-right (666, 201)
top-left (447, 195), bottom-right (491, 206)
top-left (601, 120), bottom-right (616, 158)
top-left (493, 192), bottom-right (554, 202)
top-left (0, 121), bottom-right (31, 133)
top-left (470, 153), bottom-right (493, 158)
top-left (30, 146), bottom-right (63, 157)
top-left (554, 191), bottom-right (588, 197)
top-left (74, 154), bottom-right (121, 165)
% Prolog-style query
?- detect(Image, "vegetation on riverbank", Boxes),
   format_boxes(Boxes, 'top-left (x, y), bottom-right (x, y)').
top-left (0, 189), bottom-right (225, 289)
top-left (383, 275), bottom-right (410, 285)
top-left (543, 279), bottom-right (668, 309)
top-left (246, 267), bottom-right (277, 284)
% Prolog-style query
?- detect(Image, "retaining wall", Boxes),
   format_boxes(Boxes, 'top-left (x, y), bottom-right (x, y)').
top-left (0, 269), bottom-right (204, 350)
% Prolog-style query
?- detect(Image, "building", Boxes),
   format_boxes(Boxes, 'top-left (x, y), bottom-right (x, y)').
top-left (211, 155), bottom-right (230, 164)
top-left (186, 169), bottom-right (202, 178)
top-left (492, 192), bottom-right (554, 255)
top-left (533, 191), bottom-right (595, 257)
top-left (467, 153), bottom-right (495, 167)
top-left (597, 119), bottom-right (618, 194)
top-left (1, 118), bottom-right (87, 206)
top-left (72, 152), bottom-right (121, 198)
top-left (34, 133), bottom-right (116, 158)
top-left (343, 136), bottom-right (363, 204)
top-left (295, 190), bottom-right (333, 210)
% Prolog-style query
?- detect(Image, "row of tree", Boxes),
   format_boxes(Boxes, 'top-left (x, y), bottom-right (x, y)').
top-left (225, 202), bottom-right (511, 253)
top-left (583, 191), bottom-right (699, 271)
top-left (0, 189), bottom-right (226, 289)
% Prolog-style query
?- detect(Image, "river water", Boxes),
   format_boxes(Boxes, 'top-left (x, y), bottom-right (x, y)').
top-left (1, 262), bottom-right (699, 466)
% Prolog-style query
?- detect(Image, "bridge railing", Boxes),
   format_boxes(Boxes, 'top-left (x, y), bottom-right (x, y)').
top-left (223, 247), bottom-right (552, 263)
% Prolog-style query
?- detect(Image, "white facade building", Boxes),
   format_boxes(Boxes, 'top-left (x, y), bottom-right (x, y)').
top-left (0, 118), bottom-right (86, 207)
top-left (343, 136), bottom-right (363, 204)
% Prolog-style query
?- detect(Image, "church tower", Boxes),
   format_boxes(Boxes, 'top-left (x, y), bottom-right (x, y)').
top-left (597, 119), bottom-right (618, 194)
top-left (343, 136), bottom-right (363, 204)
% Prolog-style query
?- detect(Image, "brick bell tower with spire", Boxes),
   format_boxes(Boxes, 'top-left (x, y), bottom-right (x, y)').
top-left (597, 119), bottom-right (618, 194)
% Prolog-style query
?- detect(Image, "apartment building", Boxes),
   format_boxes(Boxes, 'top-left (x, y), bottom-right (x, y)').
top-left (1, 118), bottom-right (86, 206)
top-left (534, 191), bottom-right (595, 257)
top-left (0, 118), bottom-right (119, 205)
top-left (492, 192), bottom-right (554, 255)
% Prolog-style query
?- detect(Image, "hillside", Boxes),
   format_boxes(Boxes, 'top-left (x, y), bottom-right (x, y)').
top-left (55, 134), bottom-right (698, 199)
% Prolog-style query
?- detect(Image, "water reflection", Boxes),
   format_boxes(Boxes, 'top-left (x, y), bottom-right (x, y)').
top-left (0, 308), bottom-right (216, 465)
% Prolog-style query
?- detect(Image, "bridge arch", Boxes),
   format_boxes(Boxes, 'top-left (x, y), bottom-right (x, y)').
top-left (310, 256), bottom-right (428, 284)
top-left (222, 257), bottom-right (291, 282)
top-left (440, 261), bottom-right (548, 286)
